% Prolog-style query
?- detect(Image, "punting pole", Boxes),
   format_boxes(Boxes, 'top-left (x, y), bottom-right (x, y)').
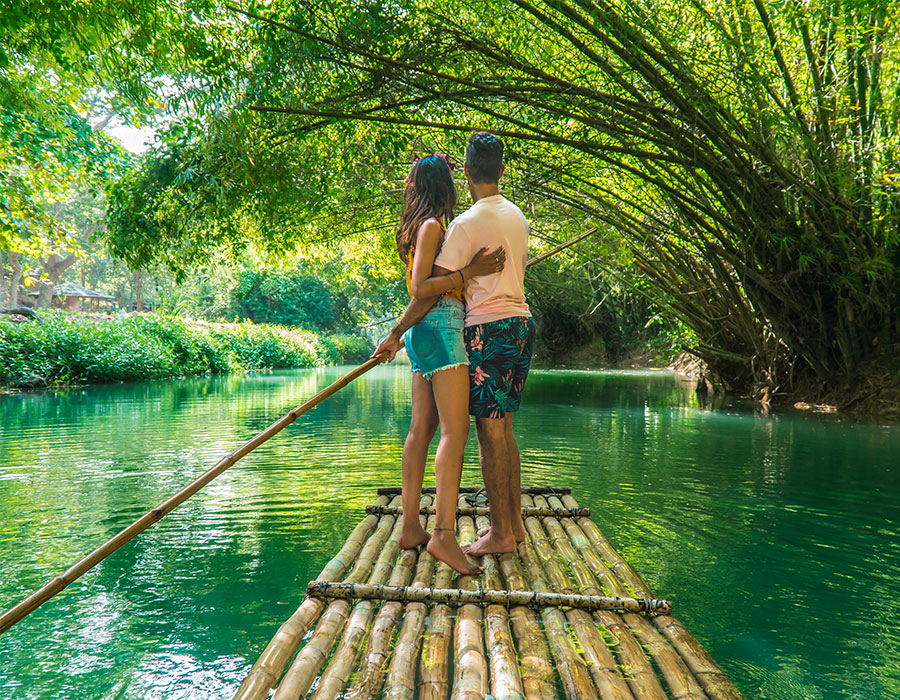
top-left (0, 228), bottom-right (597, 635)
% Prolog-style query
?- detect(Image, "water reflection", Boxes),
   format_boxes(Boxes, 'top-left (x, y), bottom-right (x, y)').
top-left (1, 366), bottom-right (899, 699)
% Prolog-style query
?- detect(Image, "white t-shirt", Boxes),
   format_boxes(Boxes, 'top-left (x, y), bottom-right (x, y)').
top-left (434, 194), bottom-right (531, 327)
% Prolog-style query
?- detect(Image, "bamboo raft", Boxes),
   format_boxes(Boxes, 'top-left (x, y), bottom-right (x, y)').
top-left (233, 486), bottom-right (744, 700)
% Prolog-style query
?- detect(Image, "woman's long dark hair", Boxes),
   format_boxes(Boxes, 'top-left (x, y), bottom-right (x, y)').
top-left (396, 155), bottom-right (457, 264)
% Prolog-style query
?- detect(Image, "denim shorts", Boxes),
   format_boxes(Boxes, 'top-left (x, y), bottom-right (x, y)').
top-left (403, 296), bottom-right (469, 380)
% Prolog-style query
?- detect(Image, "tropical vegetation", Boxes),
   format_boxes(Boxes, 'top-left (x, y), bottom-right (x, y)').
top-left (2, 0), bottom-right (898, 410)
top-left (0, 311), bottom-right (371, 387)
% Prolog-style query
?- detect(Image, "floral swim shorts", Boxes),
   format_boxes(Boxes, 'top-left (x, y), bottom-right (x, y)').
top-left (403, 296), bottom-right (469, 380)
top-left (464, 316), bottom-right (536, 418)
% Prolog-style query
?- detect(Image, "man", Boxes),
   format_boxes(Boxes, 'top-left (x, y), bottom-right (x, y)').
top-left (375, 131), bottom-right (535, 556)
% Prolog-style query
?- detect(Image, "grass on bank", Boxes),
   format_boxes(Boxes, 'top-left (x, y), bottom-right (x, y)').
top-left (0, 311), bottom-right (373, 388)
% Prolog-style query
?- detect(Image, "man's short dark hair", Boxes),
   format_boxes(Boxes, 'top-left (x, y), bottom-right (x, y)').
top-left (466, 132), bottom-right (504, 183)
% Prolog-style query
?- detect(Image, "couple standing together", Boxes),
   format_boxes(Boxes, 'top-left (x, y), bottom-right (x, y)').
top-left (375, 132), bottom-right (535, 575)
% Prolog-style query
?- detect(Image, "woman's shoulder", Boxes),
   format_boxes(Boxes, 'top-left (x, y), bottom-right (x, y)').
top-left (417, 217), bottom-right (445, 240)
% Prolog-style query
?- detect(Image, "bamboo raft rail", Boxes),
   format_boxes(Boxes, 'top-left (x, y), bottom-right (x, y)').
top-left (234, 487), bottom-right (745, 700)
top-left (364, 505), bottom-right (591, 518)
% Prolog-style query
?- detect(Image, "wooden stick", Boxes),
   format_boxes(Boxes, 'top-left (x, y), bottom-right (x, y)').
top-left (473, 513), bottom-right (526, 700)
top-left (233, 496), bottom-right (391, 700)
top-left (375, 486), bottom-right (571, 496)
top-left (415, 539), bottom-right (455, 700)
top-left (0, 355), bottom-right (391, 635)
top-left (365, 505), bottom-right (589, 517)
top-left (306, 581), bottom-right (670, 614)
top-left (1, 230), bottom-right (593, 634)
top-left (525, 227), bottom-right (598, 267)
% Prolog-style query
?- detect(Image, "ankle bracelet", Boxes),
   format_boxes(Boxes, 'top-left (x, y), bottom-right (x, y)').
top-left (432, 527), bottom-right (455, 531)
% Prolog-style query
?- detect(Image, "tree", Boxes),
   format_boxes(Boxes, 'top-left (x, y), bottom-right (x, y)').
top-left (0, 0), bottom-right (238, 270)
top-left (220, 0), bottom-right (899, 400)
top-left (93, 0), bottom-right (900, 403)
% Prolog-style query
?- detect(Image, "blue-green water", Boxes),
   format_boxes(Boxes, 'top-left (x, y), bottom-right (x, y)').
top-left (1, 366), bottom-right (898, 699)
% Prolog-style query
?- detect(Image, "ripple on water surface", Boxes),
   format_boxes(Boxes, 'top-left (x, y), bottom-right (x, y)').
top-left (2, 366), bottom-right (900, 699)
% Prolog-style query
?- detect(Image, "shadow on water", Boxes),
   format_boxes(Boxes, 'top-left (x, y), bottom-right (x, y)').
top-left (1, 366), bottom-right (899, 699)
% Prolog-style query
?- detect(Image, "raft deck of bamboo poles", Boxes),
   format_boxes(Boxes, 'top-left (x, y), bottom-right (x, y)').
top-left (233, 486), bottom-right (744, 700)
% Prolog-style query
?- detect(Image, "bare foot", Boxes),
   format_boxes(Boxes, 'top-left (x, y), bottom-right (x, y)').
top-left (477, 525), bottom-right (525, 543)
top-left (512, 517), bottom-right (526, 543)
top-left (399, 525), bottom-right (430, 550)
top-left (462, 530), bottom-right (517, 556)
top-left (427, 532), bottom-right (483, 575)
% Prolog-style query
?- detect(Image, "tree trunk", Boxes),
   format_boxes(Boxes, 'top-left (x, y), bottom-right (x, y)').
top-left (35, 253), bottom-right (77, 309)
top-left (8, 252), bottom-right (22, 308)
top-left (0, 251), bottom-right (7, 307)
top-left (134, 270), bottom-right (143, 311)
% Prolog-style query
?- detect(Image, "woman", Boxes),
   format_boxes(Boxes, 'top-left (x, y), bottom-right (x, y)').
top-left (392, 154), bottom-right (504, 575)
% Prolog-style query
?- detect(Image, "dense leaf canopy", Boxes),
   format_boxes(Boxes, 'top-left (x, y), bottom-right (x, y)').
top-left (5, 0), bottom-right (900, 400)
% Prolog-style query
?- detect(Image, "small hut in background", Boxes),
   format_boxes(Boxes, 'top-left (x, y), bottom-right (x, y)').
top-left (25, 282), bottom-right (118, 312)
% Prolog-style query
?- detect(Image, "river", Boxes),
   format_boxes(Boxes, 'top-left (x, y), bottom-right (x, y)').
top-left (1, 365), bottom-right (898, 699)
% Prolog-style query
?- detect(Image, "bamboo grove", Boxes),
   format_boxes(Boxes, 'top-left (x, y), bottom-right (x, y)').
top-left (221, 0), bottom-right (899, 402)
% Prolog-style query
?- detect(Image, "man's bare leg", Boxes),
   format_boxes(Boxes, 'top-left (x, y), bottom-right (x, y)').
top-left (399, 372), bottom-right (437, 549)
top-left (475, 414), bottom-right (525, 543)
top-left (463, 414), bottom-right (516, 555)
top-left (506, 415), bottom-right (525, 542)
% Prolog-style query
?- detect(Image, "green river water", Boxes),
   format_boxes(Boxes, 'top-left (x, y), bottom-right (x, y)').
top-left (1, 365), bottom-right (898, 699)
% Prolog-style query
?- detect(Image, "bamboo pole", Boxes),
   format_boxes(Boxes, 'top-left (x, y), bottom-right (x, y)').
top-left (376, 486), bottom-right (571, 496)
top-left (233, 495), bottom-right (391, 700)
top-left (381, 525), bottom-right (442, 700)
top-left (365, 505), bottom-right (590, 517)
top-left (495, 549), bottom-right (557, 700)
top-left (0, 355), bottom-right (391, 636)
top-left (474, 512), bottom-right (526, 700)
top-left (522, 496), bottom-right (634, 700)
top-left (1, 232), bottom-right (594, 635)
top-left (539, 495), bottom-right (666, 700)
top-left (306, 581), bottom-right (669, 614)
top-left (559, 495), bottom-right (743, 700)
top-left (451, 505), bottom-right (489, 700)
top-left (311, 495), bottom-right (432, 700)
top-left (271, 496), bottom-right (403, 700)
top-left (345, 510), bottom-right (437, 700)
top-left (516, 528), bottom-right (599, 700)
top-left (415, 544), bottom-right (455, 700)
top-left (525, 227), bottom-right (598, 267)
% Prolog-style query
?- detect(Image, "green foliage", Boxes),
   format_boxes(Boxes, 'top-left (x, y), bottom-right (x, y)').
top-left (178, 0), bottom-right (897, 396)
top-left (10, 0), bottom-right (900, 400)
top-left (1, 0), bottom-right (237, 256)
top-left (232, 267), bottom-right (354, 331)
top-left (0, 312), bottom-right (372, 387)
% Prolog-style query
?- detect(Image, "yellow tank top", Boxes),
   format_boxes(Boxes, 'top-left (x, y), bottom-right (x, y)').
top-left (405, 221), bottom-right (464, 302)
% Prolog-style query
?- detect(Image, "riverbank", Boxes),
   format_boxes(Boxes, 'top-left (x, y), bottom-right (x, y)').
top-left (0, 311), bottom-right (372, 389)
top-left (537, 337), bottom-right (900, 419)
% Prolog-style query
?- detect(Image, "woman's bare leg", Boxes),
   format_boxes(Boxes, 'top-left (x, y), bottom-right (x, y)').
top-left (399, 372), bottom-right (438, 549)
top-left (426, 365), bottom-right (482, 575)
